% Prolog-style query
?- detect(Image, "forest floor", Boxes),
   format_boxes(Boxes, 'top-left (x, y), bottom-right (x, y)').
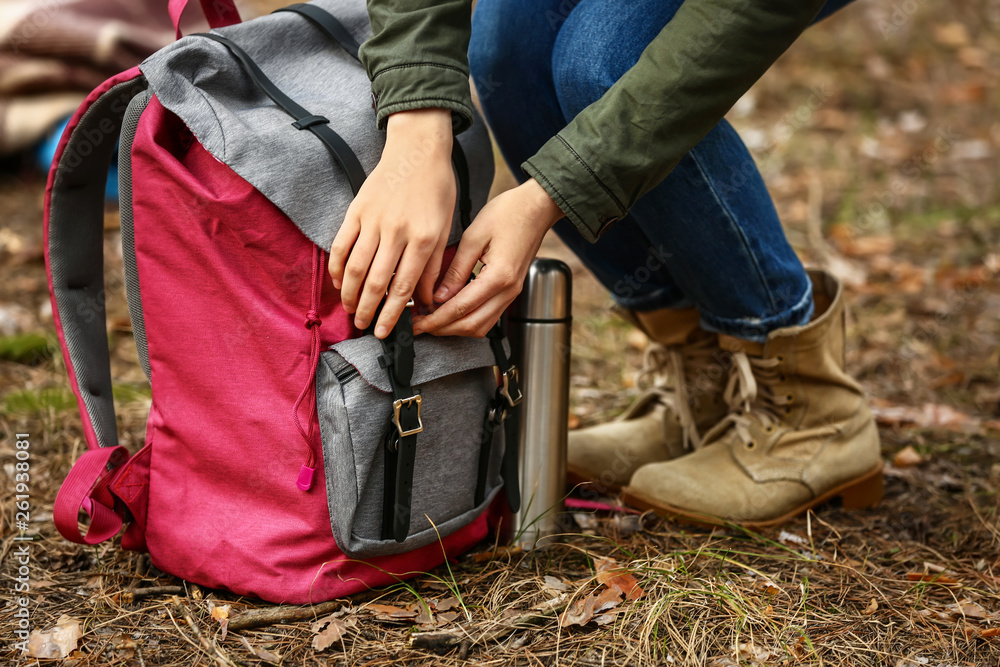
top-left (2, 0), bottom-right (999, 665)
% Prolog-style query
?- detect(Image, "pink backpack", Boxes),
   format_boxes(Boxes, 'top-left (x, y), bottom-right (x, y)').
top-left (45, 0), bottom-right (520, 604)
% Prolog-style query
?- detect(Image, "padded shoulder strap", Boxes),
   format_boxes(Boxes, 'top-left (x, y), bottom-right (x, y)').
top-left (46, 71), bottom-right (148, 545)
top-left (45, 72), bottom-right (148, 452)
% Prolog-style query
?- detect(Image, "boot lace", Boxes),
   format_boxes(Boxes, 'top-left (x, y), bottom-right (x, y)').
top-left (711, 351), bottom-right (792, 448)
top-left (635, 335), bottom-right (719, 451)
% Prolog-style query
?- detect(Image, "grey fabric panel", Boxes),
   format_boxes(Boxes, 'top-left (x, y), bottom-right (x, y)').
top-left (139, 0), bottom-right (494, 251)
top-left (119, 89), bottom-right (153, 382)
top-left (316, 339), bottom-right (504, 558)
top-left (330, 334), bottom-right (497, 393)
top-left (48, 77), bottom-right (149, 449)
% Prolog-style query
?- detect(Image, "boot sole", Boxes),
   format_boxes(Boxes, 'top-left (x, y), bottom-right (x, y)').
top-left (620, 464), bottom-right (884, 529)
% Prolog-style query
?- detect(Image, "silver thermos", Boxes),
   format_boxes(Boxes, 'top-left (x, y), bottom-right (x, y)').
top-left (505, 258), bottom-right (572, 548)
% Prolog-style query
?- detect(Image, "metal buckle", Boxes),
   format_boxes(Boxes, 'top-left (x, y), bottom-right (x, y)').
top-left (392, 395), bottom-right (423, 437)
top-left (499, 366), bottom-right (523, 407)
top-left (487, 401), bottom-right (508, 426)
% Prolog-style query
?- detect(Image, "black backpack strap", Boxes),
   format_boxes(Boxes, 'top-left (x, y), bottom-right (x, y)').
top-left (192, 32), bottom-right (367, 196)
top-left (372, 304), bottom-right (421, 542)
top-left (451, 141), bottom-right (473, 230)
top-left (274, 4), bottom-right (361, 61)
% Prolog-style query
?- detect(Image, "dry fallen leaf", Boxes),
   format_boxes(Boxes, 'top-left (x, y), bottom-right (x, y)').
top-left (26, 616), bottom-right (83, 659)
top-left (594, 612), bottom-right (618, 626)
top-left (893, 445), bottom-right (924, 468)
top-left (559, 588), bottom-right (623, 627)
top-left (757, 580), bottom-right (782, 596)
top-left (863, 598), bottom-right (879, 615)
top-left (364, 603), bottom-right (411, 616)
top-left (595, 557), bottom-right (645, 601)
top-left (434, 596), bottom-right (460, 612)
top-left (736, 642), bottom-right (774, 662)
top-left (413, 606), bottom-right (434, 625)
top-left (543, 576), bottom-right (569, 592)
top-left (312, 616), bottom-right (354, 651)
top-left (948, 600), bottom-right (987, 620)
top-left (437, 611), bottom-right (459, 624)
top-left (209, 602), bottom-right (230, 641)
top-left (240, 636), bottom-right (280, 663)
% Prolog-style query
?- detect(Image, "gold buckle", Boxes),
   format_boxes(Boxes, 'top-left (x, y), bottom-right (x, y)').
top-left (499, 366), bottom-right (523, 407)
top-left (392, 395), bottom-right (423, 437)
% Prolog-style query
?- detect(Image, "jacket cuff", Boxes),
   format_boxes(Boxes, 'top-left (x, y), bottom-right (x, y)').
top-left (522, 134), bottom-right (626, 243)
top-left (371, 63), bottom-right (474, 134)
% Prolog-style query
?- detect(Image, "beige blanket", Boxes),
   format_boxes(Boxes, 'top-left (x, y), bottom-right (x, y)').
top-left (0, 0), bottom-right (196, 155)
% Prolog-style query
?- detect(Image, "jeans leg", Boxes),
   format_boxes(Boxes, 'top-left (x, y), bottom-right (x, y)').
top-left (550, 0), bottom-right (859, 341)
top-left (469, 0), bottom-right (690, 311)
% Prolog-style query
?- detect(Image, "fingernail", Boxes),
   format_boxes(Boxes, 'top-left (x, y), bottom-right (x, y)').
top-left (355, 318), bottom-right (367, 330)
top-left (374, 325), bottom-right (387, 338)
top-left (332, 279), bottom-right (341, 289)
top-left (433, 286), bottom-right (450, 302)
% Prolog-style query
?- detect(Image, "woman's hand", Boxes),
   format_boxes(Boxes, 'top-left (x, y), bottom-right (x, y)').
top-left (412, 178), bottom-right (564, 338)
top-left (329, 108), bottom-right (455, 339)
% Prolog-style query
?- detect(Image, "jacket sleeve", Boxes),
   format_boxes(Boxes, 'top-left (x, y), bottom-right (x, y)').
top-left (359, 0), bottom-right (475, 133)
top-left (522, 0), bottom-right (828, 242)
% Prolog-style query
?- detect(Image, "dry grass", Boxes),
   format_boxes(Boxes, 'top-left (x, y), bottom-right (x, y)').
top-left (2, 0), bottom-right (999, 665)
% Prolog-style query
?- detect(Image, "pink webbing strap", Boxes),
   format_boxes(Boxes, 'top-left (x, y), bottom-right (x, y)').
top-left (54, 446), bottom-right (130, 544)
top-left (168, 0), bottom-right (242, 39)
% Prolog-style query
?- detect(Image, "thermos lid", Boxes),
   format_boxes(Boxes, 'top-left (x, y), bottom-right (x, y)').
top-left (510, 258), bottom-right (572, 321)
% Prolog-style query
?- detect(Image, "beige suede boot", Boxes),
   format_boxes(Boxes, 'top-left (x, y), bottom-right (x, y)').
top-left (567, 308), bottom-right (730, 493)
top-left (622, 270), bottom-right (882, 527)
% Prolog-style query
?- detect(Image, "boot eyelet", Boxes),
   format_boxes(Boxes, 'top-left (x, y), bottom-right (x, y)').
top-left (786, 394), bottom-right (794, 402)
top-left (779, 374), bottom-right (786, 382)
top-left (746, 440), bottom-right (757, 450)
top-left (765, 425), bottom-right (774, 433)
top-left (776, 355), bottom-right (785, 363)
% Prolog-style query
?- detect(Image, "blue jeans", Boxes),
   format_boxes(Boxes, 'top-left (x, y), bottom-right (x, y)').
top-left (469, 0), bottom-right (853, 342)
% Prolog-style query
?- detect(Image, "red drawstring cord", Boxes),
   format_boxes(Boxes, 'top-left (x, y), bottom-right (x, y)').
top-left (293, 244), bottom-right (325, 491)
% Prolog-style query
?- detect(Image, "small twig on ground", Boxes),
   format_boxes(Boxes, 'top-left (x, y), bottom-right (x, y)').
top-left (409, 596), bottom-right (571, 652)
top-left (228, 600), bottom-right (343, 632)
top-left (125, 585), bottom-right (184, 603)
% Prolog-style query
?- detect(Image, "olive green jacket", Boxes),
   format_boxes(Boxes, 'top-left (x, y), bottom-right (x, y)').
top-left (360, 0), bottom-right (828, 242)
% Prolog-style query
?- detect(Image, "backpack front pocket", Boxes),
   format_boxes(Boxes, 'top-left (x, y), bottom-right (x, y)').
top-left (316, 334), bottom-right (506, 558)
